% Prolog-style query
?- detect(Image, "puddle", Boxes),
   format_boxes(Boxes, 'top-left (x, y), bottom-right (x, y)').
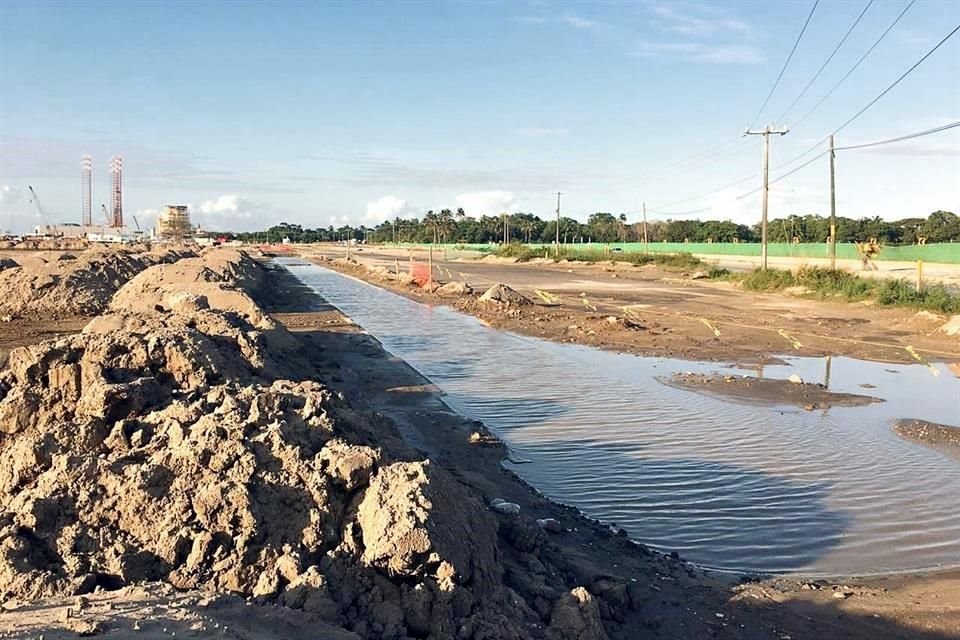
top-left (280, 260), bottom-right (960, 576)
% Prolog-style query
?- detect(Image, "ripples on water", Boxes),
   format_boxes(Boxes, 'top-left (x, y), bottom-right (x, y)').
top-left (282, 260), bottom-right (960, 576)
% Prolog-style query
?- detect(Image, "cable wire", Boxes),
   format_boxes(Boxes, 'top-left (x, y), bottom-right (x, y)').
top-left (834, 120), bottom-right (960, 150)
top-left (649, 173), bottom-right (757, 211)
top-left (735, 120), bottom-right (960, 199)
top-left (771, 19), bottom-right (958, 173)
top-left (792, 0), bottom-right (916, 129)
top-left (749, 0), bottom-right (820, 128)
top-left (777, 0), bottom-right (874, 123)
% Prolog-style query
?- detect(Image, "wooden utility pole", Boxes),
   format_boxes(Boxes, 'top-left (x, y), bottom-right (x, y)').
top-left (828, 134), bottom-right (837, 270)
top-left (554, 192), bottom-right (563, 257)
top-left (642, 202), bottom-right (649, 254)
top-left (428, 244), bottom-right (434, 291)
top-left (502, 211), bottom-right (508, 244)
top-left (745, 125), bottom-right (789, 270)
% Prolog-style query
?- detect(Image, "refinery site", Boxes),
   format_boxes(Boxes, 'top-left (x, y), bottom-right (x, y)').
top-left (11, 155), bottom-right (221, 247)
top-left (1, 1), bottom-right (959, 639)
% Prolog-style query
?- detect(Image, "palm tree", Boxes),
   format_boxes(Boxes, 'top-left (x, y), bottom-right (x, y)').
top-left (618, 213), bottom-right (628, 242)
top-left (438, 208), bottom-right (455, 243)
top-left (424, 210), bottom-right (438, 243)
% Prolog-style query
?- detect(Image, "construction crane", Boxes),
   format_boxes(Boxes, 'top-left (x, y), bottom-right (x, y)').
top-left (27, 185), bottom-right (53, 228)
top-left (101, 204), bottom-right (111, 225)
top-left (132, 215), bottom-right (141, 232)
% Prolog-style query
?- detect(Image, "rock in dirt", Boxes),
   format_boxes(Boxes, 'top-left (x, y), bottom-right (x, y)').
top-left (547, 587), bottom-right (608, 640)
top-left (479, 283), bottom-right (531, 305)
top-left (357, 460), bottom-right (501, 592)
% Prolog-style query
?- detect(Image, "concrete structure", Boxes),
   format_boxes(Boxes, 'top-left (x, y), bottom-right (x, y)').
top-left (109, 156), bottom-right (123, 227)
top-left (81, 155), bottom-right (92, 226)
top-left (156, 205), bottom-right (193, 239)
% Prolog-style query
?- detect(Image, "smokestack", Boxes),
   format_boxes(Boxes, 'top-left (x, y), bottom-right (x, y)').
top-left (109, 156), bottom-right (123, 228)
top-left (81, 155), bottom-right (92, 226)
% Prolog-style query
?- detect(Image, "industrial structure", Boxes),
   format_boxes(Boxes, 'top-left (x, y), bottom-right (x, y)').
top-left (109, 156), bottom-right (123, 228)
top-left (156, 205), bottom-right (193, 239)
top-left (81, 155), bottom-right (92, 226)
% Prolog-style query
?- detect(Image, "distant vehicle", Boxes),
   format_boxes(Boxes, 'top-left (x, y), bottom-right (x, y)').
top-left (612, 247), bottom-right (623, 252)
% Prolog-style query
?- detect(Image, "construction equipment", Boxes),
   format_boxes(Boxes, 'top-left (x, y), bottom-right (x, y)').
top-left (101, 204), bottom-right (111, 225)
top-left (132, 215), bottom-right (141, 232)
top-left (27, 186), bottom-right (53, 228)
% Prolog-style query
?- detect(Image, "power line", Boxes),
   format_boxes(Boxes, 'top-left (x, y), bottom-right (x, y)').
top-left (835, 120), bottom-right (960, 150)
top-left (792, 0), bottom-right (916, 129)
top-left (749, 0), bottom-right (820, 129)
top-left (777, 0), bottom-right (874, 123)
top-left (646, 207), bottom-right (714, 217)
top-left (832, 24), bottom-right (959, 136)
top-left (770, 20), bottom-right (959, 174)
top-left (649, 173), bottom-right (756, 211)
top-left (735, 120), bottom-right (960, 199)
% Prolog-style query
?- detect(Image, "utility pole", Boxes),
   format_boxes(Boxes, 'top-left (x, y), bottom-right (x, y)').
top-left (502, 211), bottom-right (508, 244)
top-left (642, 202), bottom-right (649, 254)
top-left (828, 134), bottom-right (837, 270)
top-left (555, 192), bottom-right (563, 257)
top-left (744, 125), bottom-right (789, 270)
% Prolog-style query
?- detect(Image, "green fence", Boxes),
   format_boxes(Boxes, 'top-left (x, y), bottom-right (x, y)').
top-left (413, 242), bottom-right (960, 264)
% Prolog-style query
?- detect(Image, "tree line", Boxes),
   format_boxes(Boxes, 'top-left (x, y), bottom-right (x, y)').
top-left (223, 210), bottom-right (959, 246)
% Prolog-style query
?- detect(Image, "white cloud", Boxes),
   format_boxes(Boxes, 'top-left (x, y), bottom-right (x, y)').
top-left (455, 191), bottom-right (517, 216)
top-left (365, 195), bottom-right (409, 223)
top-left (188, 194), bottom-right (267, 231)
top-left (561, 14), bottom-right (602, 31)
top-left (197, 194), bottom-right (254, 217)
top-left (514, 16), bottom-right (546, 24)
top-left (649, 3), bottom-right (751, 37)
top-left (516, 127), bottom-right (569, 137)
top-left (633, 41), bottom-right (761, 65)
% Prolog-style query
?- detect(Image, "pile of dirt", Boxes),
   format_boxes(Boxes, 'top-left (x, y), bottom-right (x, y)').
top-left (0, 246), bottom-right (196, 319)
top-left (0, 250), bottom-right (584, 639)
top-left (478, 283), bottom-right (531, 305)
top-left (435, 281), bottom-right (473, 297)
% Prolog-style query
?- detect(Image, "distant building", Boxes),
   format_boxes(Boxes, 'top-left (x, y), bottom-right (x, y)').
top-left (156, 205), bottom-right (193, 240)
top-left (33, 223), bottom-right (134, 240)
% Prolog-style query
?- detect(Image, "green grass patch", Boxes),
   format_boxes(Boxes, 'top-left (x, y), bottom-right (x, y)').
top-left (492, 244), bottom-right (703, 269)
top-left (728, 266), bottom-right (960, 314)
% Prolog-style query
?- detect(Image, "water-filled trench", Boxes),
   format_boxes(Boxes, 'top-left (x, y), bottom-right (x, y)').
top-left (281, 260), bottom-right (960, 576)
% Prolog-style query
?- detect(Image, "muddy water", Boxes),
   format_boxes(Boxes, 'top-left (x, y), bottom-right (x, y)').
top-left (283, 261), bottom-right (960, 576)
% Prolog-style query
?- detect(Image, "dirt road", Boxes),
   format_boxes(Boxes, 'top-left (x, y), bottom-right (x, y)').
top-left (296, 244), bottom-right (960, 366)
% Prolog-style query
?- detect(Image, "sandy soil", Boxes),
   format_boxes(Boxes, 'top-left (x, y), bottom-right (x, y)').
top-left (297, 244), bottom-right (960, 368)
top-left (661, 372), bottom-right (884, 410)
top-left (1, 250), bottom-right (958, 639)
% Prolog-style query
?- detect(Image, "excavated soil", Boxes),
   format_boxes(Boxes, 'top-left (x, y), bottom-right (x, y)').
top-left (0, 246), bottom-right (196, 319)
top-left (0, 248), bottom-right (614, 640)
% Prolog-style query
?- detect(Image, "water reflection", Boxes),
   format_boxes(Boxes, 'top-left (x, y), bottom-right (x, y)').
top-left (282, 260), bottom-right (960, 575)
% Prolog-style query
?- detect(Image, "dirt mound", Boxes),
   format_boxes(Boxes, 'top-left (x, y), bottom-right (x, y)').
top-left (940, 315), bottom-right (960, 337)
top-left (110, 250), bottom-right (272, 330)
top-left (0, 246), bottom-right (196, 319)
top-left (435, 281), bottom-right (473, 297)
top-left (0, 252), bottom-right (553, 638)
top-left (479, 283), bottom-right (531, 305)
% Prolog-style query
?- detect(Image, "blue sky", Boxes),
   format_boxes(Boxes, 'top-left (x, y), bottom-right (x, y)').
top-left (1, 0), bottom-right (958, 233)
